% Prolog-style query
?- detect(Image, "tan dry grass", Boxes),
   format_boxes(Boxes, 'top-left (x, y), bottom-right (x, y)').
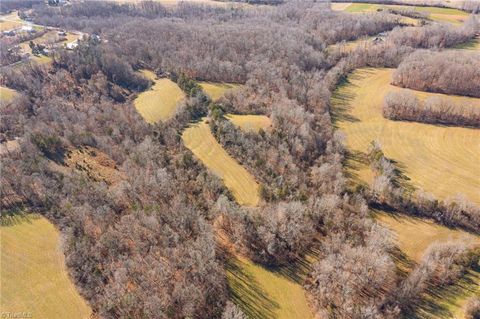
top-left (199, 81), bottom-right (240, 101)
top-left (134, 70), bottom-right (184, 123)
top-left (226, 114), bottom-right (272, 133)
top-left (332, 68), bottom-right (480, 205)
top-left (182, 118), bottom-right (260, 206)
top-left (0, 86), bottom-right (17, 103)
top-left (1, 214), bottom-right (92, 319)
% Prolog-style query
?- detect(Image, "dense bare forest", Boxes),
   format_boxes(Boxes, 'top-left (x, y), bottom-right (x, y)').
top-left (1, 1), bottom-right (479, 319)
top-left (393, 50), bottom-right (480, 97)
top-left (383, 90), bottom-right (480, 127)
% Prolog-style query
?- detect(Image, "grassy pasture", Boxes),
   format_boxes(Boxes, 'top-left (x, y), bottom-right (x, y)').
top-left (332, 68), bottom-right (480, 205)
top-left (376, 211), bottom-right (480, 318)
top-left (199, 81), bottom-right (240, 101)
top-left (1, 214), bottom-right (91, 319)
top-left (182, 118), bottom-right (260, 206)
top-left (226, 114), bottom-right (272, 133)
top-left (134, 70), bottom-right (184, 123)
top-left (336, 2), bottom-right (468, 24)
top-left (227, 255), bottom-right (314, 319)
top-left (0, 86), bottom-right (18, 103)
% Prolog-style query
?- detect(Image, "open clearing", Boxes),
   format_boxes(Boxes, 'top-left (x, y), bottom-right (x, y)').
top-left (332, 68), bottom-right (480, 205)
top-left (182, 118), bottom-right (260, 206)
top-left (226, 114), bottom-right (272, 133)
top-left (1, 214), bottom-right (91, 319)
top-left (376, 211), bottom-right (480, 318)
top-left (199, 81), bottom-right (240, 101)
top-left (215, 222), bottom-right (314, 319)
top-left (0, 86), bottom-right (18, 103)
top-left (227, 255), bottom-right (314, 319)
top-left (134, 70), bottom-right (184, 123)
top-left (335, 2), bottom-right (469, 25)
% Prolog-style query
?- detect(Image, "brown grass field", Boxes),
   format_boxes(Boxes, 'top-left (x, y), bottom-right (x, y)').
top-left (376, 211), bottom-right (480, 318)
top-left (134, 70), bottom-right (185, 123)
top-left (226, 114), bottom-right (272, 133)
top-left (332, 68), bottom-right (480, 205)
top-left (1, 214), bottom-right (92, 319)
top-left (182, 118), bottom-right (260, 206)
top-left (199, 81), bottom-right (240, 101)
top-left (0, 86), bottom-right (17, 103)
top-left (332, 2), bottom-right (469, 25)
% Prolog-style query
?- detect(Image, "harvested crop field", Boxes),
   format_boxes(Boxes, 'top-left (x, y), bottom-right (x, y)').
top-left (199, 82), bottom-right (241, 101)
top-left (1, 214), bottom-right (91, 319)
top-left (332, 68), bottom-right (480, 205)
top-left (226, 114), bottom-right (272, 133)
top-left (182, 118), bottom-right (260, 206)
top-left (134, 70), bottom-right (184, 123)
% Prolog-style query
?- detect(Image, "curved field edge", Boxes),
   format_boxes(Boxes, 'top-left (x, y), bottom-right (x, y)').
top-left (227, 255), bottom-right (314, 319)
top-left (0, 86), bottom-right (18, 103)
top-left (134, 70), bottom-right (184, 123)
top-left (226, 114), bottom-right (272, 133)
top-left (332, 67), bottom-right (480, 205)
top-left (376, 211), bottom-right (480, 318)
top-left (182, 118), bottom-right (260, 206)
top-left (338, 2), bottom-right (469, 24)
top-left (1, 214), bottom-right (91, 319)
top-left (199, 81), bottom-right (241, 101)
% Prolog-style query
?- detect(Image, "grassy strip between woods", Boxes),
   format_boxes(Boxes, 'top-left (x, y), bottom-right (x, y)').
top-left (227, 255), bottom-right (314, 319)
top-left (376, 211), bottom-right (480, 318)
top-left (0, 86), bottom-right (18, 103)
top-left (1, 213), bottom-right (91, 319)
top-left (182, 118), bottom-right (260, 206)
top-left (337, 2), bottom-right (468, 25)
top-left (226, 114), bottom-right (272, 133)
top-left (332, 68), bottom-right (480, 205)
top-left (134, 70), bottom-right (184, 123)
top-left (199, 81), bottom-right (241, 101)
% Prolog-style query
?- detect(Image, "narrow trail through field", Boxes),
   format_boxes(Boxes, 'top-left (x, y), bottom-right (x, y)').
top-left (1, 214), bottom-right (92, 319)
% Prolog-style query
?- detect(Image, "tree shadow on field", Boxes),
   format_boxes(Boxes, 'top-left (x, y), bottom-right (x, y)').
top-left (0, 208), bottom-right (39, 227)
top-left (269, 246), bottom-right (320, 285)
top-left (226, 256), bottom-right (280, 319)
top-left (411, 266), bottom-right (480, 319)
top-left (330, 77), bottom-right (360, 128)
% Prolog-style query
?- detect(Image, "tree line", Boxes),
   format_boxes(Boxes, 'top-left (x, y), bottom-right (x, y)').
top-left (384, 90), bottom-right (480, 128)
top-left (393, 49), bottom-right (480, 98)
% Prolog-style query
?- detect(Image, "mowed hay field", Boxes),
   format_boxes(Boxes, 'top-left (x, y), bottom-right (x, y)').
top-left (376, 211), bottom-right (480, 318)
top-left (332, 68), bottom-right (480, 205)
top-left (199, 81), bottom-right (240, 101)
top-left (1, 214), bottom-right (91, 319)
top-left (226, 114), bottom-right (272, 133)
top-left (134, 70), bottom-right (184, 123)
top-left (333, 2), bottom-right (469, 24)
top-left (182, 118), bottom-right (260, 206)
top-left (227, 255), bottom-right (314, 319)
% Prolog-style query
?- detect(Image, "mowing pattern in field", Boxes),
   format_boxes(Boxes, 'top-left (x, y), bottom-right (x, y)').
top-left (333, 68), bottom-right (480, 205)
top-left (1, 214), bottom-right (91, 319)
top-left (337, 2), bottom-right (468, 24)
top-left (182, 118), bottom-right (260, 206)
top-left (226, 114), bottom-right (272, 133)
top-left (376, 211), bottom-right (480, 318)
top-left (134, 70), bottom-right (184, 123)
top-left (199, 81), bottom-right (240, 101)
